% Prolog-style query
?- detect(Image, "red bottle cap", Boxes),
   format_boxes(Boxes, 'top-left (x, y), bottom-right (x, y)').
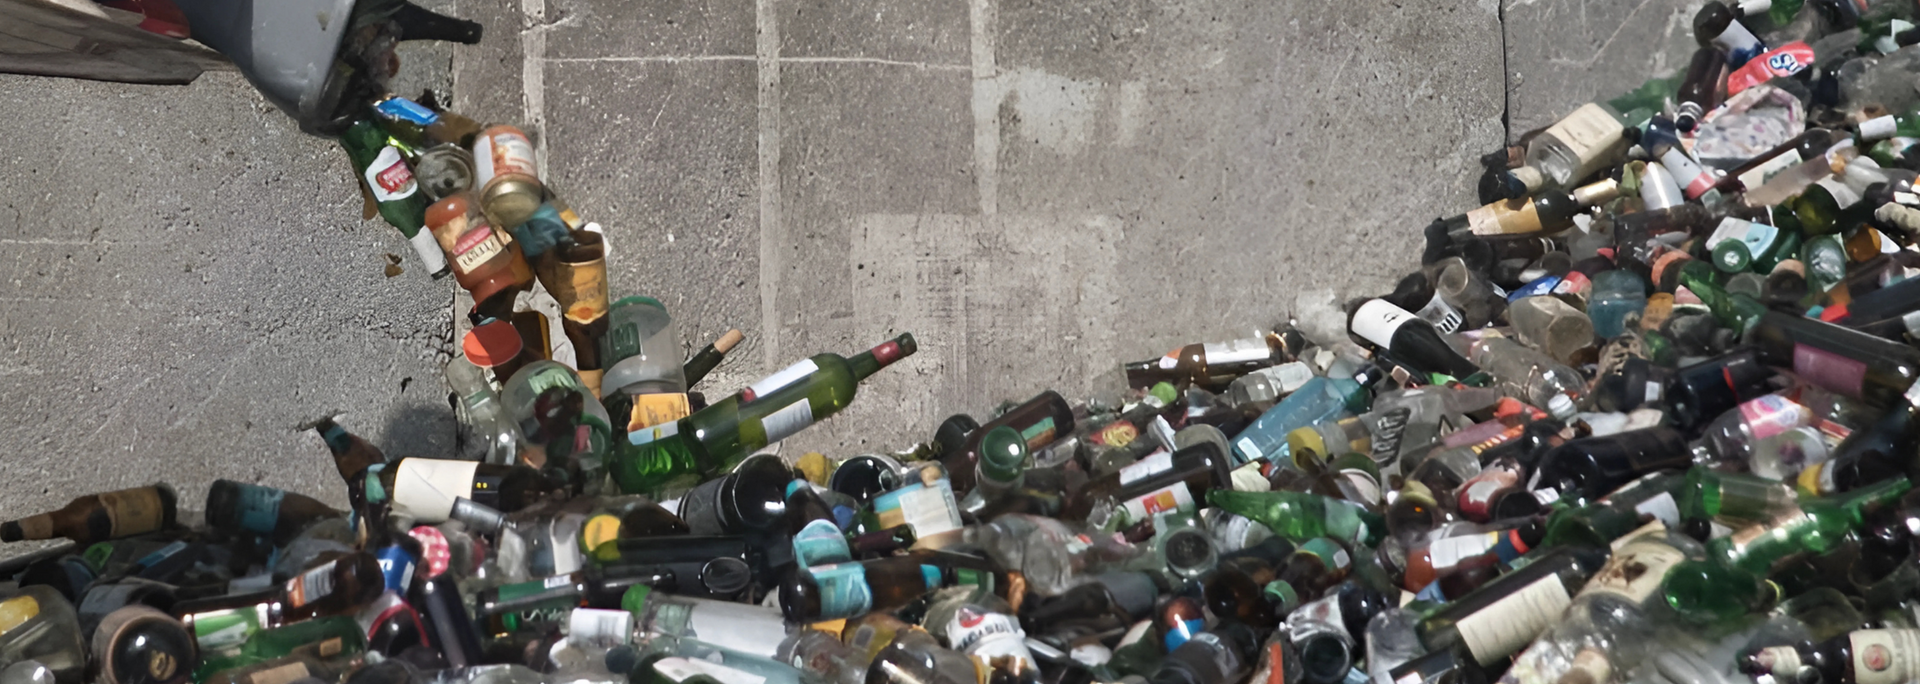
top-left (463, 321), bottom-right (524, 368)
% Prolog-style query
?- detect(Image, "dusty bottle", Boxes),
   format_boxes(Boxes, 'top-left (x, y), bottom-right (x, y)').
top-left (1466, 336), bottom-right (1583, 417)
top-left (1510, 103), bottom-right (1632, 192)
top-left (1, 485), bottom-right (176, 545)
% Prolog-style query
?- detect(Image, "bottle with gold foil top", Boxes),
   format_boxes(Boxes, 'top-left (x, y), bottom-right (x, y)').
top-left (538, 230), bottom-right (612, 396)
top-left (1, 484), bottom-right (176, 545)
top-left (425, 192), bottom-right (534, 312)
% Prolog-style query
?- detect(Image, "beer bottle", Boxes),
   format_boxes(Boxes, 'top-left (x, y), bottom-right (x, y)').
top-left (91, 605), bottom-right (196, 684)
top-left (1207, 489), bottom-right (1387, 549)
top-left (204, 480), bottom-right (341, 547)
top-left (473, 565), bottom-right (675, 637)
top-left (340, 119), bottom-right (449, 279)
top-left (1, 484), bottom-right (176, 545)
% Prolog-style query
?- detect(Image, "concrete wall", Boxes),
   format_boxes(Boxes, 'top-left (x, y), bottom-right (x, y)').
top-left (0, 0), bottom-right (1696, 528)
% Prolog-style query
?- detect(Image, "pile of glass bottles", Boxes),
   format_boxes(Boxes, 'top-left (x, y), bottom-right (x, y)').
top-left (18, 1), bottom-right (1920, 684)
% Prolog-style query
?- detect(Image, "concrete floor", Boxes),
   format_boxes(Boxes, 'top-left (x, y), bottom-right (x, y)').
top-left (0, 0), bottom-right (1706, 522)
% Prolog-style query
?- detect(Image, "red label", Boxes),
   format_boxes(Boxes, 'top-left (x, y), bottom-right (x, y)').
top-left (375, 160), bottom-right (413, 194)
top-left (1727, 42), bottom-right (1814, 95)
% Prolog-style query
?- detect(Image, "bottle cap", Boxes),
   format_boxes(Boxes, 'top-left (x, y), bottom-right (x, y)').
top-left (462, 321), bottom-right (523, 368)
top-left (579, 514), bottom-right (623, 554)
top-left (699, 557), bottom-right (753, 597)
top-left (1547, 394), bottom-right (1577, 420)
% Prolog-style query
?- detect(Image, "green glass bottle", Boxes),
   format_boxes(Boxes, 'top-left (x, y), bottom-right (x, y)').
top-left (1678, 467), bottom-right (1800, 532)
top-left (1663, 476), bottom-right (1912, 624)
top-left (610, 334), bottom-right (918, 495)
top-left (1677, 261), bottom-right (1767, 333)
top-left (339, 119), bottom-right (449, 279)
top-left (1205, 489), bottom-right (1386, 548)
top-left (1540, 472), bottom-right (1685, 549)
top-left (1415, 545), bottom-right (1611, 666)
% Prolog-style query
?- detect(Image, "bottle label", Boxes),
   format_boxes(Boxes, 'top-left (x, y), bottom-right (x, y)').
top-left (1738, 395), bottom-right (1812, 441)
top-left (1428, 532), bottom-right (1500, 571)
top-left (1287, 592), bottom-right (1348, 642)
top-left (1453, 575), bottom-right (1572, 665)
top-left (246, 662), bottom-right (313, 684)
top-left (759, 400), bottom-right (817, 445)
top-left (285, 560), bottom-right (337, 608)
top-left (1466, 198), bottom-right (1544, 236)
top-left (793, 518), bottom-right (854, 568)
top-left (1198, 338), bottom-right (1274, 366)
top-left (490, 577), bottom-right (575, 632)
top-left (1709, 18), bottom-right (1765, 68)
top-left (1350, 300), bottom-right (1416, 350)
top-left (232, 484), bottom-right (285, 536)
top-left (1792, 343), bottom-right (1868, 399)
top-left (1118, 450), bottom-right (1175, 485)
top-left (1094, 420), bottom-right (1139, 447)
top-left (376, 97), bottom-right (439, 125)
top-left (872, 480), bottom-right (962, 537)
top-left (1508, 276), bottom-right (1562, 302)
top-left (451, 225), bottom-right (507, 274)
top-left (1581, 533), bottom-right (1686, 605)
top-left (1727, 42), bottom-right (1815, 94)
top-left (1367, 407), bottom-right (1413, 472)
top-left (1861, 115), bottom-right (1900, 141)
top-left (568, 607), bottom-right (633, 643)
top-left (1020, 417), bottom-right (1058, 446)
top-left (947, 607), bottom-right (1037, 668)
top-left (1740, 149), bottom-right (1801, 191)
top-left (1119, 482), bottom-right (1195, 524)
top-left (392, 458), bottom-right (481, 523)
top-left (628, 393), bottom-right (692, 431)
top-left (1552, 270), bottom-right (1591, 297)
top-left (98, 487), bottom-right (169, 538)
top-left (653, 657), bottom-right (768, 684)
top-left (364, 146), bottom-right (418, 202)
top-left (1849, 630), bottom-right (1920, 684)
top-left (375, 544), bottom-right (416, 593)
top-left (628, 420), bottom-right (681, 447)
top-left (1632, 491), bottom-right (1681, 527)
top-left (190, 605), bottom-right (269, 653)
top-left (743, 360), bottom-right (819, 402)
top-left (803, 563), bottom-right (874, 619)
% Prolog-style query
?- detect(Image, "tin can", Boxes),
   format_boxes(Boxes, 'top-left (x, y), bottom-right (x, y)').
top-left (414, 144), bottom-right (476, 201)
top-left (473, 125), bottom-right (545, 229)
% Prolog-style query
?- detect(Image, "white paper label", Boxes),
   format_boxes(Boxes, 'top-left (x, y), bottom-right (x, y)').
top-left (1739, 150), bottom-right (1801, 190)
top-left (898, 480), bottom-right (962, 536)
top-left (408, 229), bottom-right (448, 274)
top-left (683, 599), bottom-right (789, 659)
top-left (947, 608), bottom-right (1037, 669)
top-left (393, 458), bottom-right (481, 523)
top-left (1454, 576), bottom-right (1572, 665)
top-left (1119, 450), bottom-right (1175, 486)
top-left (1351, 299), bottom-right (1417, 349)
top-left (364, 146), bottom-right (418, 202)
top-left (745, 360), bottom-right (819, 401)
top-left (1861, 115), bottom-right (1899, 141)
top-left (1584, 534), bottom-right (1686, 605)
top-left (568, 608), bottom-right (632, 642)
top-left (1633, 492), bottom-right (1681, 527)
top-left (1119, 482), bottom-right (1196, 523)
top-left (1428, 532), bottom-right (1499, 570)
top-left (760, 400), bottom-right (816, 445)
top-left (1850, 630), bottom-right (1920, 684)
top-left (1202, 338), bottom-right (1274, 365)
top-left (652, 657), bottom-right (767, 684)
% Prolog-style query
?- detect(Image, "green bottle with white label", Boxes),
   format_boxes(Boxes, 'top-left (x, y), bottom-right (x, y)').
top-left (610, 334), bottom-right (917, 496)
top-left (339, 119), bottom-right (449, 278)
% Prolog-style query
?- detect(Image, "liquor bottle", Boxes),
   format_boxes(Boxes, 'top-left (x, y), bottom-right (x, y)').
top-left (1509, 103), bottom-right (1632, 191)
top-left (1415, 545), bottom-right (1610, 666)
top-left (587, 536), bottom-right (754, 599)
top-left (374, 458), bottom-right (561, 524)
top-left (787, 481), bottom-right (854, 569)
top-left (683, 329), bottom-right (745, 389)
top-left (1741, 629), bottom-right (1920, 684)
top-left (1695, 1), bottom-right (1767, 67)
top-left (0, 484), bottom-right (176, 545)
top-left (473, 564), bottom-right (676, 637)
top-left (204, 480), bottom-right (341, 547)
top-left (941, 390), bottom-right (1075, 495)
top-left (1349, 299), bottom-right (1485, 385)
top-left (340, 119), bottom-right (449, 278)
top-left (1673, 47), bottom-right (1726, 132)
top-left (91, 605), bottom-right (196, 684)
top-left (1687, 394), bottom-right (1815, 469)
top-left (1386, 270), bottom-right (1467, 334)
top-left (1206, 490), bottom-right (1386, 548)
top-left (1500, 523), bottom-right (1705, 684)
top-left (1662, 477), bottom-right (1911, 624)
top-left (1062, 441), bottom-right (1234, 525)
top-left (1748, 310), bottom-right (1920, 408)
top-left (1123, 333), bottom-right (1287, 390)
top-left (1794, 381), bottom-right (1920, 496)
top-left (424, 193), bottom-right (534, 308)
top-left (1229, 375), bottom-right (1366, 465)
top-left (1396, 521), bottom-right (1543, 595)
top-left (613, 334), bottom-right (918, 496)
top-left (677, 453), bottom-right (791, 536)
top-left (779, 549), bottom-right (1021, 622)
top-left (1285, 582), bottom-right (1390, 684)
top-left (1467, 336), bottom-right (1584, 416)
top-left (1664, 349), bottom-right (1776, 431)
top-left (1150, 622), bottom-right (1257, 684)
top-left (1528, 426), bottom-right (1692, 501)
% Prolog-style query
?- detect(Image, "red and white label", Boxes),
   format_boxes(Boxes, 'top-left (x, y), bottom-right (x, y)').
top-left (1728, 42), bottom-right (1815, 95)
top-left (365, 147), bottom-right (418, 202)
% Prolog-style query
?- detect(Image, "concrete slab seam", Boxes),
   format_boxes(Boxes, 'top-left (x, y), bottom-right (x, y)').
top-left (756, 0), bottom-right (782, 367)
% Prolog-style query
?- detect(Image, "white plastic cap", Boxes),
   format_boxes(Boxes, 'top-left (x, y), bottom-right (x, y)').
top-left (1547, 394), bottom-right (1577, 420)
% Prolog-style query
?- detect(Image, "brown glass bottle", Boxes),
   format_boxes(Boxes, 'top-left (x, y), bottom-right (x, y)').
top-left (0, 484), bottom-right (177, 544)
top-left (279, 552), bottom-right (385, 622)
top-left (1124, 334), bottom-right (1287, 390)
top-left (313, 418), bottom-right (387, 485)
top-left (205, 480), bottom-right (342, 546)
top-left (942, 390), bottom-right (1076, 494)
top-left (1062, 441), bottom-right (1233, 522)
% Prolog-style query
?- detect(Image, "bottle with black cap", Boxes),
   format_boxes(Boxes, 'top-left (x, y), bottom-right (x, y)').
top-left (91, 605), bottom-right (195, 684)
top-left (1348, 299), bottom-right (1487, 386)
top-left (587, 535), bottom-right (755, 600)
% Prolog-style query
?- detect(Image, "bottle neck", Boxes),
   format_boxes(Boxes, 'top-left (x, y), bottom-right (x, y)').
top-left (849, 336), bottom-right (913, 382)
